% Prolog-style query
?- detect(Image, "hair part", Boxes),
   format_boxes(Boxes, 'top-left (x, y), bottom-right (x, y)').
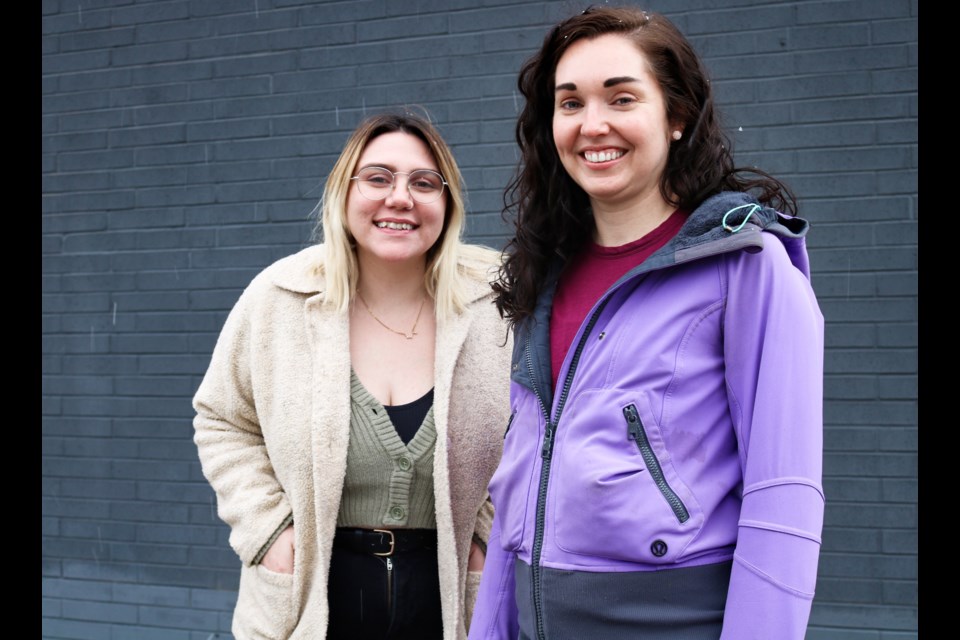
top-left (317, 110), bottom-right (474, 322)
top-left (494, 6), bottom-right (796, 326)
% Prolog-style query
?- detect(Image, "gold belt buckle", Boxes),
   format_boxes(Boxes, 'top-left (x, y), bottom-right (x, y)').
top-left (372, 529), bottom-right (395, 556)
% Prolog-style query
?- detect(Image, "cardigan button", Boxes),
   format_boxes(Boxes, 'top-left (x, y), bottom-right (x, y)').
top-left (390, 505), bottom-right (405, 520)
top-left (398, 456), bottom-right (412, 471)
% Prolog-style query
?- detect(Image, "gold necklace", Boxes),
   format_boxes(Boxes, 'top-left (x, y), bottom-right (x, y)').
top-left (357, 292), bottom-right (426, 340)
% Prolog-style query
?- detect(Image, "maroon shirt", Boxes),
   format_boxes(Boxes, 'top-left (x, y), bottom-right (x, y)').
top-left (550, 209), bottom-right (687, 392)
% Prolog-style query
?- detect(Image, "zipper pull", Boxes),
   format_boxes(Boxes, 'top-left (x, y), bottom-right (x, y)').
top-left (541, 423), bottom-right (555, 459)
top-left (623, 405), bottom-right (641, 440)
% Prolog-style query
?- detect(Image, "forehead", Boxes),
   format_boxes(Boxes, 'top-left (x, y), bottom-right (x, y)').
top-left (358, 131), bottom-right (438, 169)
top-left (555, 33), bottom-right (653, 81)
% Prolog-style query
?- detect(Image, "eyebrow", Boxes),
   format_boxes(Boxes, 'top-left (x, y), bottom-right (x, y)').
top-left (555, 76), bottom-right (641, 92)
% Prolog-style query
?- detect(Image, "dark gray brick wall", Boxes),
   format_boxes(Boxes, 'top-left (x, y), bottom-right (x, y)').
top-left (42, 1), bottom-right (917, 637)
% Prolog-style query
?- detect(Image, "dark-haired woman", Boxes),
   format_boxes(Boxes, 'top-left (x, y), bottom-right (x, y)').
top-left (194, 112), bottom-right (511, 639)
top-left (470, 7), bottom-right (823, 640)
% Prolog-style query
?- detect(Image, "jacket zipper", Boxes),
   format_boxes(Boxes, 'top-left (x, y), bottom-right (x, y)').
top-left (529, 297), bottom-right (612, 640)
top-left (623, 404), bottom-right (690, 523)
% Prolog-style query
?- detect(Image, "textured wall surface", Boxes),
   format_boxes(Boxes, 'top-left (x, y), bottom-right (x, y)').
top-left (42, 1), bottom-right (918, 638)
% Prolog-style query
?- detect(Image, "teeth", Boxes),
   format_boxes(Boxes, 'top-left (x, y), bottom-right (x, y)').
top-left (375, 221), bottom-right (415, 230)
top-left (584, 150), bottom-right (624, 163)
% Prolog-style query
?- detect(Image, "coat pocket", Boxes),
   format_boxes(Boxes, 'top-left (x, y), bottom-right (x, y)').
top-left (487, 396), bottom-right (541, 554)
top-left (552, 391), bottom-right (704, 564)
top-left (233, 563), bottom-right (298, 639)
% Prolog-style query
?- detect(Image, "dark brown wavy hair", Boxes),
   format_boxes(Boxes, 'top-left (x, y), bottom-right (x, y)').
top-left (494, 6), bottom-right (796, 325)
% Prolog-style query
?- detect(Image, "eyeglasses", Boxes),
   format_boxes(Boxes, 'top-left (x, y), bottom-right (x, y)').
top-left (351, 166), bottom-right (448, 204)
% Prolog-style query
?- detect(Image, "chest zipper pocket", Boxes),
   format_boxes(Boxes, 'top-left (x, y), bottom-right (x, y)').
top-left (623, 404), bottom-right (690, 524)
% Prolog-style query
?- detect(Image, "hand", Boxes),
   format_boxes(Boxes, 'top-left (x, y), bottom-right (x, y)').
top-left (261, 525), bottom-right (295, 574)
top-left (468, 540), bottom-right (485, 572)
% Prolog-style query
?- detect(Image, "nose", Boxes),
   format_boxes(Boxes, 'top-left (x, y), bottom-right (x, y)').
top-left (384, 174), bottom-right (414, 209)
top-left (580, 103), bottom-right (610, 137)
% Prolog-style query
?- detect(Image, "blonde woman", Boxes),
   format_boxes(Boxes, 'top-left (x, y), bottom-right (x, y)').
top-left (194, 112), bottom-right (512, 639)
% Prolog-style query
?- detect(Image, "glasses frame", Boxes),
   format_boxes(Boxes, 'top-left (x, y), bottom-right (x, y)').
top-left (350, 166), bottom-right (449, 205)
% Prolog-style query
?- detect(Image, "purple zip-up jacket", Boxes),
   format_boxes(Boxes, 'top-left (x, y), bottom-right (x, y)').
top-left (470, 193), bottom-right (825, 640)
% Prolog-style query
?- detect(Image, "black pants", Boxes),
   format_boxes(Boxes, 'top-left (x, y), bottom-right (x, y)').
top-left (327, 537), bottom-right (443, 640)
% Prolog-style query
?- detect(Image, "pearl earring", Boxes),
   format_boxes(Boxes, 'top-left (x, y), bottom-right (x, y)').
top-left (672, 130), bottom-right (682, 141)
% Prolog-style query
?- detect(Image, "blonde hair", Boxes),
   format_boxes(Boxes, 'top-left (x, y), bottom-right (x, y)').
top-left (317, 111), bottom-right (483, 322)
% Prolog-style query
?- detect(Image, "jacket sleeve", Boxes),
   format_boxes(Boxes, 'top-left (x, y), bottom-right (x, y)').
top-left (719, 233), bottom-right (825, 639)
top-left (193, 285), bottom-right (294, 566)
top-left (468, 514), bottom-right (520, 640)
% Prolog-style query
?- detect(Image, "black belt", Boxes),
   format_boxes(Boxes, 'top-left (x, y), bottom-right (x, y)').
top-left (334, 527), bottom-right (437, 557)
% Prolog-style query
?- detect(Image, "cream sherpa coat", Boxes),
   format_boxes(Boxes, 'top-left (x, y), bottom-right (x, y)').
top-left (193, 244), bottom-right (512, 639)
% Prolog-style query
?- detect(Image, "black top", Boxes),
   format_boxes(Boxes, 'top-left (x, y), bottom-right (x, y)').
top-left (384, 388), bottom-right (435, 445)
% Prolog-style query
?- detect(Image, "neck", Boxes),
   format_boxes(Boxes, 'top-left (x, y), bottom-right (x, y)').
top-left (355, 252), bottom-right (429, 305)
top-left (591, 192), bottom-right (676, 247)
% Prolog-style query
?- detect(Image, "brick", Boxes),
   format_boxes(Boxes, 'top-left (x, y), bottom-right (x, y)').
top-left (60, 26), bottom-right (136, 52)
top-left (877, 376), bottom-right (916, 399)
top-left (59, 148), bottom-right (135, 171)
top-left (112, 583), bottom-right (191, 607)
top-left (111, 541), bottom-right (189, 565)
top-left (134, 142), bottom-right (208, 166)
top-left (823, 452), bottom-right (916, 478)
top-left (59, 109), bottom-right (124, 133)
top-left (872, 18), bottom-right (918, 44)
top-left (797, 0), bottom-right (911, 24)
top-left (821, 527), bottom-right (882, 553)
top-left (817, 552), bottom-right (917, 580)
top-left (43, 49), bottom-right (112, 74)
top-left (110, 208), bottom-right (186, 230)
top-left (63, 559), bottom-right (138, 583)
top-left (876, 324), bottom-right (917, 348)
top-left (189, 588), bottom-right (237, 614)
top-left (881, 478), bottom-right (916, 502)
top-left (822, 376), bottom-right (876, 400)
top-left (109, 500), bottom-right (190, 524)
top-left (43, 516), bottom-right (61, 536)
top-left (111, 40), bottom-right (189, 67)
top-left (883, 581), bottom-right (917, 606)
top-left (43, 497), bottom-right (112, 520)
top-left (811, 247), bottom-right (916, 272)
top-left (210, 8), bottom-right (299, 35)
top-left (805, 195), bottom-right (912, 222)
top-left (882, 529), bottom-right (917, 554)
top-left (873, 68), bottom-right (917, 94)
top-left (111, 1), bottom-right (190, 25)
top-left (138, 564), bottom-right (228, 589)
top-left (136, 603), bottom-right (220, 629)
top-left (824, 425), bottom-right (878, 451)
top-left (43, 395), bottom-right (62, 415)
top-left (42, 597), bottom-right (61, 618)
top-left (62, 355), bottom-right (139, 375)
top-left (188, 545), bottom-right (239, 569)
top-left (42, 376), bottom-right (114, 396)
top-left (878, 428), bottom-right (917, 452)
top-left (135, 480), bottom-right (215, 504)
top-left (806, 628), bottom-right (879, 640)
top-left (135, 311), bottom-right (224, 333)
top-left (823, 477), bottom-right (881, 502)
top-left (875, 170), bottom-right (917, 195)
top-left (131, 60), bottom-right (214, 85)
top-left (60, 272), bottom-right (137, 293)
top-left (811, 603), bottom-right (917, 632)
top-left (43, 236), bottom-right (65, 255)
top-left (117, 627), bottom-right (192, 640)
top-left (61, 520), bottom-right (137, 542)
top-left (794, 95), bottom-right (911, 123)
top-left (798, 146), bottom-right (910, 172)
top-left (41, 618), bottom-right (111, 640)
top-left (815, 577), bottom-right (882, 604)
top-left (42, 417), bottom-right (111, 437)
top-left (302, 43), bottom-right (388, 71)
top-left (876, 120), bottom-right (917, 144)
top-left (796, 44), bottom-right (909, 75)
top-left (824, 400), bottom-right (915, 425)
top-left (359, 14), bottom-right (448, 42)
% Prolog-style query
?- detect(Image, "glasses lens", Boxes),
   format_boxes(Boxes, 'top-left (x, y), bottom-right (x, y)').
top-left (408, 170), bottom-right (445, 203)
top-left (356, 167), bottom-right (394, 200)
